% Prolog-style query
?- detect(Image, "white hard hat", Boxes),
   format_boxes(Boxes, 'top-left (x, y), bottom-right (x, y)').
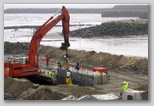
top-left (53, 70), bottom-right (55, 72)
top-left (64, 55), bottom-right (66, 58)
top-left (123, 81), bottom-right (127, 84)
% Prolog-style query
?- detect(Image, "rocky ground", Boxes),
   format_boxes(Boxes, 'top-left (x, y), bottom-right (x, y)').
top-left (70, 19), bottom-right (148, 38)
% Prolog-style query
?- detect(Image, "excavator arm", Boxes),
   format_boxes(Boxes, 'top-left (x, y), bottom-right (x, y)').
top-left (27, 6), bottom-right (70, 67)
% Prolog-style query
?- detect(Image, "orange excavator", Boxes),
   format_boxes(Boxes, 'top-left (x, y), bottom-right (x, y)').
top-left (4, 6), bottom-right (70, 77)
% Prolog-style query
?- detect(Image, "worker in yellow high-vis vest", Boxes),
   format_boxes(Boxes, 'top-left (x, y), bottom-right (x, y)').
top-left (51, 70), bottom-right (57, 78)
top-left (64, 55), bottom-right (69, 70)
top-left (120, 81), bottom-right (129, 96)
top-left (46, 71), bottom-right (51, 77)
top-left (66, 70), bottom-right (73, 86)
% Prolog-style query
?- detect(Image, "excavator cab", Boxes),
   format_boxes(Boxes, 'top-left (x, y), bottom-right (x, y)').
top-left (19, 57), bottom-right (27, 65)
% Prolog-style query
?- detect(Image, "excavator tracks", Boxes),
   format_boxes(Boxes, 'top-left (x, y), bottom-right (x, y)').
top-left (23, 74), bottom-right (57, 85)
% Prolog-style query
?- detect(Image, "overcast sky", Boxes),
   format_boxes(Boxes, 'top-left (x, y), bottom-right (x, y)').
top-left (4, 4), bottom-right (120, 10)
top-left (4, 4), bottom-right (148, 10)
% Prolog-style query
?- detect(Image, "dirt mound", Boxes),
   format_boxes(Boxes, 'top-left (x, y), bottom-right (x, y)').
top-left (4, 42), bottom-right (148, 75)
top-left (70, 87), bottom-right (101, 98)
top-left (4, 93), bottom-right (18, 100)
top-left (4, 77), bottom-right (33, 99)
top-left (23, 86), bottom-right (65, 100)
top-left (38, 45), bottom-right (148, 75)
top-left (4, 77), bottom-right (66, 100)
top-left (4, 42), bottom-right (29, 54)
top-left (4, 77), bottom-right (97, 100)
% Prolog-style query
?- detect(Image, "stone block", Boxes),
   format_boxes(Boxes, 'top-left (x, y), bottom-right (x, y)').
top-left (101, 73), bottom-right (108, 84)
top-left (122, 88), bottom-right (148, 100)
top-left (61, 95), bottom-right (76, 100)
top-left (91, 93), bottom-right (120, 100)
top-left (77, 95), bottom-right (91, 100)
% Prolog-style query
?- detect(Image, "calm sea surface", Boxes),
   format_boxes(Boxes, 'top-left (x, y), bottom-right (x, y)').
top-left (4, 14), bottom-right (148, 58)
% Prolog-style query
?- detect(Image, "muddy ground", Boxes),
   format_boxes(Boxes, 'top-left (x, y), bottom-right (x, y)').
top-left (4, 42), bottom-right (148, 100)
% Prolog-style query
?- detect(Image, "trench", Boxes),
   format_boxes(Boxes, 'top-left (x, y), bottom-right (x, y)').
top-left (38, 64), bottom-right (96, 86)
top-left (22, 75), bottom-right (56, 85)
top-left (21, 70), bottom-right (95, 86)
top-left (56, 68), bottom-right (107, 86)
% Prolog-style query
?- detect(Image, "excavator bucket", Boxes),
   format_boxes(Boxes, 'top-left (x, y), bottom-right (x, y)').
top-left (60, 43), bottom-right (68, 50)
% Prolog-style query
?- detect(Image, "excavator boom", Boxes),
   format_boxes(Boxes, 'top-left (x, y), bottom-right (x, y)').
top-left (4, 6), bottom-right (70, 77)
top-left (28, 6), bottom-right (70, 68)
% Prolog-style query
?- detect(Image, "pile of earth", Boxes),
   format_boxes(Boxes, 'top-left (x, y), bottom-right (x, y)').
top-left (4, 77), bottom-right (106, 100)
top-left (70, 19), bottom-right (148, 38)
top-left (39, 45), bottom-right (148, 75)
top-left (4, 42), bottom-right (29, 55)
top-left (4, 77), bottom-right (66, 100)
top-left (4, 42), bottom-right (148, 75)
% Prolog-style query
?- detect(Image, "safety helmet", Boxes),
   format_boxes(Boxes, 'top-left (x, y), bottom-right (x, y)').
top-left (64, 55), bottom-right (66, 58)
top-left (123, 81), bottom-right (127, 84)
top-left (53, 70), bottom-right (55, 72)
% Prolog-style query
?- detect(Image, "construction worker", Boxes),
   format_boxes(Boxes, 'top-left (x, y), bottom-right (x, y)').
top-left (120, 81), bottom-right (129, 96)
top-left (75, 62), bottom-right (80, 71)
top-left (65, 52), bottom-right (69, 58)
top-left (57, 61), bottom-right (62, 69)
top-left (97, 71), bottom-right (104, 75)
top-left (64, 55), bottom-right (69, 70)
top-left (98, 70), bottom-right (110, 80)
top-left (45, 53), bottom-right (50, 68)
top-left (51, 70), bottom-right (57, 78)
top-left (11, 59), bottom-right (15, 63)
top-left (45, 71), bottom-right (51, 77)
top-left (66, 70), bottom-right (73, 86)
